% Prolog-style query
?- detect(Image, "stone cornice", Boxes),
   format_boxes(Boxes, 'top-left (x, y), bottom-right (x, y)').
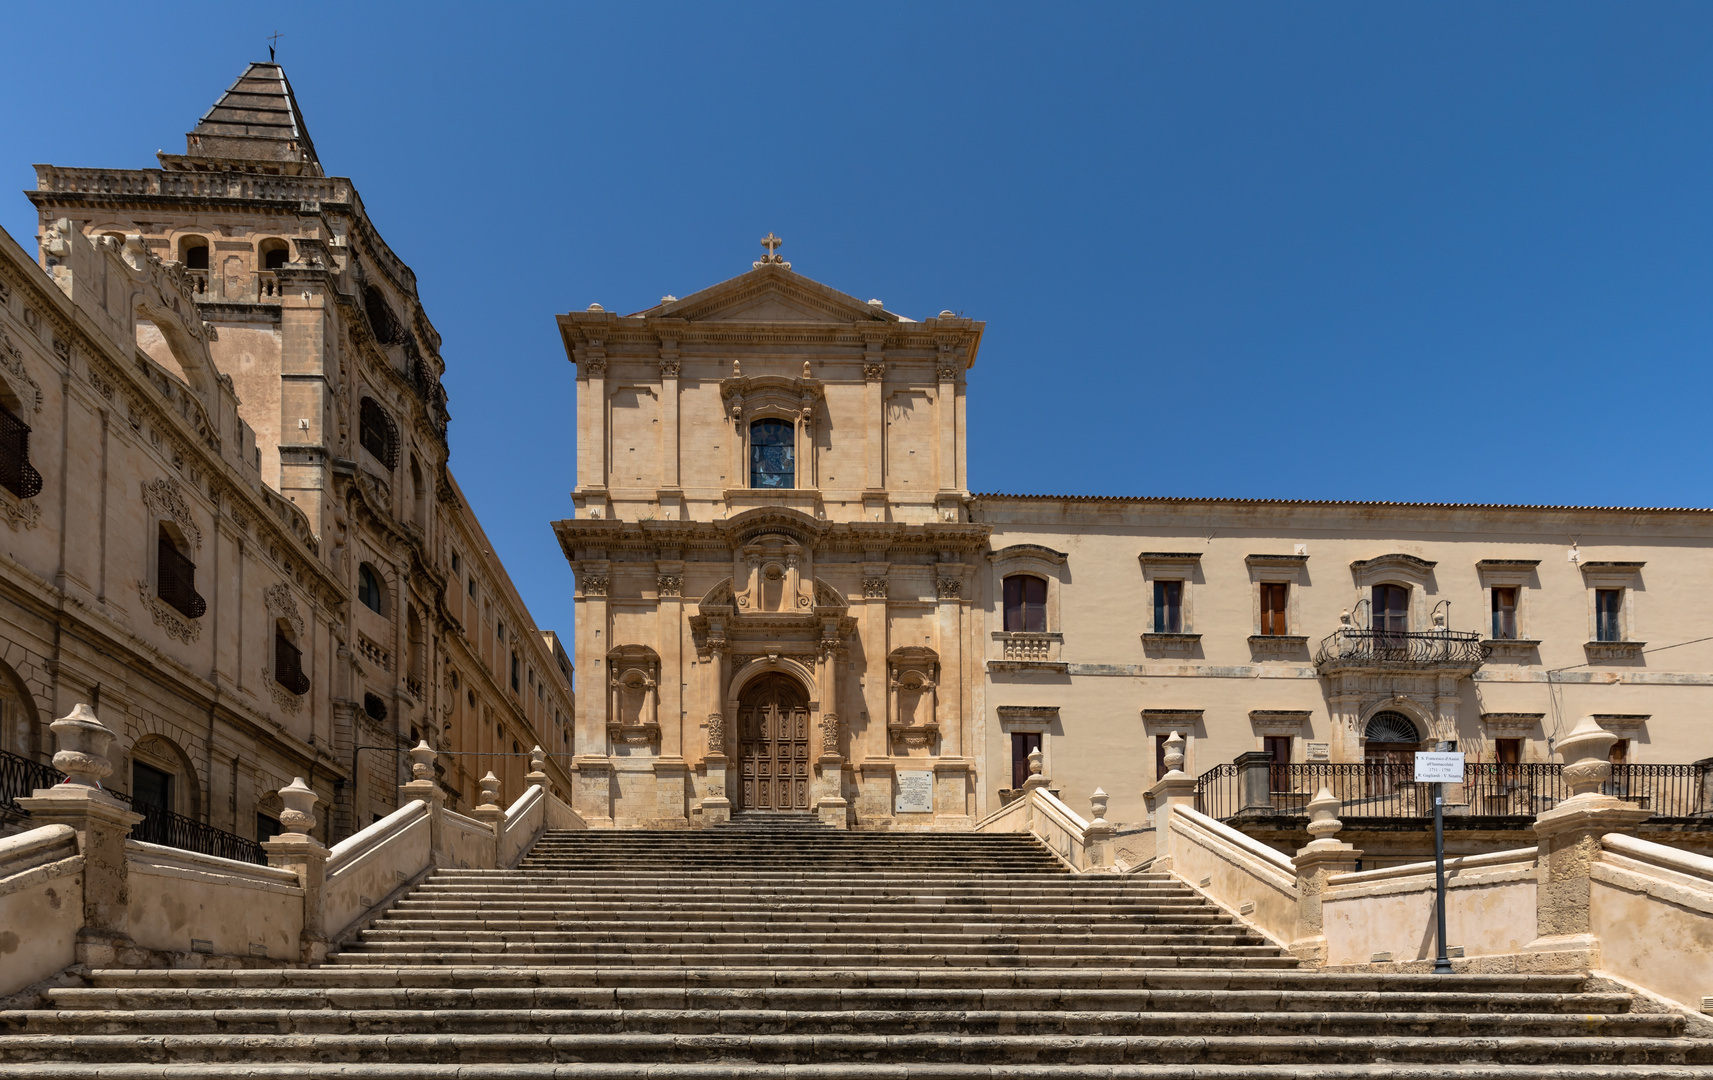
top-left (551, 516), bottom-right (992, 561)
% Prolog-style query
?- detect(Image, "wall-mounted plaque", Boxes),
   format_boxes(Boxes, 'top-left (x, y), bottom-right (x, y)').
top-left (895, 770), bottom-right (934, 814)
top-left (1306, 742), bottom-right (1331, 762)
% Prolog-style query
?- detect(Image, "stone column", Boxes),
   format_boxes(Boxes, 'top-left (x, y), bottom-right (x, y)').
top-left (658, 345), bottom-right (681, 502)
top-left (468, 770), bottom-right (504, 867)
top-left (16, 704), bottom-right (144, 968)
top-left (397, 740), bottom-right (447, 867)
top-left (701, 640), bottom-right (732, 825)
top-left (861, 337), bottom-right (885, 498)
top-left (262, 777), bottom-right (331, 963)
top-left (1145, 731), bottom-right (1197, 873)
top-left (814, 638), bottom-right (848, 829)
top-left (1290, 786), bottom-right (1362, 968)
top-left (1526, 715), bottom-right (1650, 969)
top-left (935, 564), bottom-right (965, 759)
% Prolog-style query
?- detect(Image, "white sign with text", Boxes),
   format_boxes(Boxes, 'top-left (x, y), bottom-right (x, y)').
top-left (1413, 751), bottom-right (1465, 783)
top-left (896, 770), bottom-right (935, 814)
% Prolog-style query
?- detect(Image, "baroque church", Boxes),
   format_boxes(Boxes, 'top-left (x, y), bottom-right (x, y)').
top-left (559, 239), bottom-right (1713, 843)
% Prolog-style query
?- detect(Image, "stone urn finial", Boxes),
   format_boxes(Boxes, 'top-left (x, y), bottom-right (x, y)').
top-left (1304, 785), bottom-right (1344, 845)
top-left (49, 703), bottom-right (116, 788)
top-left (1163, 731), bottom-right (1186, 776)
top-left (529, 745), bottom-right (546, 774)
top-left (1089, 787), bottom-right (1109, 827)
top-left (478, 771), bottom-right (500, 808)
top-left (409, 740), bottom-right (436, 782)
top-left (1028, 747), bottom-right (1043, 778)
top-left (277, 777), bottom-right (318, 836)
top-left (1558, 715), bottom-right (1618, 796)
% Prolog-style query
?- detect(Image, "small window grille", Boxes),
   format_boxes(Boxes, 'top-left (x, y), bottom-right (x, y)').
top-left (156, 529), bottom-right (206, 619)
top-left (0, 404), bottom-right (42, 500)
top-left (274, 631), bottom-right (310, 696)
top-left (363, 692), bottom-right (389, 722)
top-left (359, 397), bottom-right (399, 469)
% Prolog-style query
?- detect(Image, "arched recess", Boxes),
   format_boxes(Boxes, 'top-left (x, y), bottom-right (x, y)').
top-left (725, 654), bottom-right (818, 709)
top-left (732, 672), bottom-right (813, 812)
top-left (117, 235), bottom-right (221, 403)
top-left (0, 651), bottom-right (41, 759)
top-left (1359, 705), bottom-right (1428, 768)
top-left (128, 732), bottom-right (202, 818)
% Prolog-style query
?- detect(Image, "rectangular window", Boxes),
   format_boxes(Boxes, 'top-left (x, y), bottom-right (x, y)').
top-left (468, 577), bottom-right (477, 599)
top-left (749, 418), bottom-right (795, 488)
top-left (256, 813), bottom-right (282, 843)
top-left (274, 632), bottom-right (310, 695)
top-left (510, 652), bottom-right (520, 692)
top-left (1010, 732), bottom-right (1042, 790)
top-left (1491, 587), bottom-right (1519, 640)
top-left (1595, 589), bottom-right (1623, 642)
top-left (157, 528), bottom-right (206, 620)
top-left (451, 551), bottom-right (462, 574)
top-left (1155, 734), bottom-right (1168, 780)
top-left (1002, 575), bottom-right (1047, 633)
top-left (1153, 580), bottom-right (1183, 634)
top-left (1259, 583), bottom-right (1289, 636)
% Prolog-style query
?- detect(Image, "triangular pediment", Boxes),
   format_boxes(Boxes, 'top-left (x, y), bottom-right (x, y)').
top-left (631, 265), bottom-right (901, 325)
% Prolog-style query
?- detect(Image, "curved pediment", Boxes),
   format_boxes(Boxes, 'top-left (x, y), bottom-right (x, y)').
top-left (717, 505), bottom-right (829, 547)
top-left (696, 577), bottom-right (735, 613)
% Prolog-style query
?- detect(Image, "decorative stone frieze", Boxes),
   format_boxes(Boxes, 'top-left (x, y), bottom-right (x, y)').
top-left (142, 477), bottom-right (201, 549)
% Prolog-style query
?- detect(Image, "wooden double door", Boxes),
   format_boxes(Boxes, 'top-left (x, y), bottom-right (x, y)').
top-left (737, 674), bottom-right (812, 811)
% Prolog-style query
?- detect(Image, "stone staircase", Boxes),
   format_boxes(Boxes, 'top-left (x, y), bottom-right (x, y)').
top-left (3, 817), bottom-right (1712, 1076)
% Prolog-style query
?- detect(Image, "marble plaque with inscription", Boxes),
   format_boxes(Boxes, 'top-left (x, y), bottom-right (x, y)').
top-left (895, 770), bottom-right (934, 814)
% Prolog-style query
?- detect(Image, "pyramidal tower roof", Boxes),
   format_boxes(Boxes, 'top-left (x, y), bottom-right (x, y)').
top-left (178, 62), bottom-right (322, 175)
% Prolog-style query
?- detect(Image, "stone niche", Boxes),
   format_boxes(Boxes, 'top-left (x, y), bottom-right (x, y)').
top-left (606, 644), bottom-right (661, 752)
top-left (887, 646), bottom-right (940, 757)
top-left (734, 533), bottom-right (813, 615)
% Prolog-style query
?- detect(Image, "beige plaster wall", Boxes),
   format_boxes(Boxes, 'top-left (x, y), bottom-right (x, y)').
top-left (0, 826), bottom-right (82, 997)
top-left (976, 498), bottom-right (1713, 829)
top-left (1321, 850), bottom-right (1538, 966)
top-left (125, 841), bottom-right (303, 962)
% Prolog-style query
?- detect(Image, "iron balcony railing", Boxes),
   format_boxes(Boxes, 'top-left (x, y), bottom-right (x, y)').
top-left (0, 406), bottom-right (43, 501)
top-left (157, 534), bottom-right (207, 620)
top-left (1194, 758), bottom-right (1713, 823)
top-left (274, 634), bottom-right (310, 696)
top-left (1315, 628), bottom-right (1491, 669)
top-left (0, 746), bottom-right (265, 863)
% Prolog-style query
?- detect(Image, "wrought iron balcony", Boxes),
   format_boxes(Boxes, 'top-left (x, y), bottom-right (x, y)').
top-left (1314, 627), bottom-right (1489, 674)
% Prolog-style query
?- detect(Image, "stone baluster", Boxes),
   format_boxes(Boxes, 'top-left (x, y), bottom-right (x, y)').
top-left (1146, 731), bottom-right (1197, 873)
top-left (1084, 787), bottom-right (1115, 870)
top-left (1289, 785), bottom-right (1362, 967)
top-left (468, 771), bottom-right (505, 868)
top-left (263, 777), bottom-right (330, 963)
top-left (1526, 715), bottom-right (1650, 967)
top-left (398, 740), bottom-right (448, 867)
top-left (17, 703), bottom-right (144, 967)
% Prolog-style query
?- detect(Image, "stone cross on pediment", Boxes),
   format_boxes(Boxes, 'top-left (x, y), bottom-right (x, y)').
top-left (754, 232), bottom-right (791, 270)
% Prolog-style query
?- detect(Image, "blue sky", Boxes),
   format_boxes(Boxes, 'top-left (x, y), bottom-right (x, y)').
top-left (4, 3), bottom-right (1713, 640)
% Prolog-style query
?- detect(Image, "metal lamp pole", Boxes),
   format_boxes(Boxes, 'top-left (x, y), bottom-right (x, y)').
top-left (1432, 780), bottom-right (1451, 974)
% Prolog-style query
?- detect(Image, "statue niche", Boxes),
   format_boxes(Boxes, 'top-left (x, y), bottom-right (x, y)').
top-left (887, 646), bottom-right (940, 757)
top-left (606, 645), bottom-right (661, 751)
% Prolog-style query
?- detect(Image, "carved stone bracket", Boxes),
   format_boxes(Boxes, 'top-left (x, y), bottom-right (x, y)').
top-left (137, 579), bottom-right (201, 643)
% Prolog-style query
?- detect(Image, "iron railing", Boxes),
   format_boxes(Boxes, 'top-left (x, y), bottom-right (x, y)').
top-left (0, 746), bottom-right (265, 863)
top-left (157, 534), bottom-right (206, 619)
top-left (274, 633), bottom-right (310, 696)
top-left (0, 406), bottom-right (42, 501)
top-left (1315, 628), bottom-right (1490, 669)
top-left (1195, 758), bottom-right (1713, 823)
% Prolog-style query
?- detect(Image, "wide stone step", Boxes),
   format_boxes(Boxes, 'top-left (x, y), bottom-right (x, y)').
top-left (326, 951), bottom-right (1301, 969)
top-left (37, 985), bottom-right (1641, 1016)
top-left (74, 967), bottom-right (1595, 993)
top-left (2, 1008), bottom-right (1682, 1039)
top-left (9, 1064), bottom-right (1713, 1079)
top-left (4, 1032), bottom-right (1709, 1066)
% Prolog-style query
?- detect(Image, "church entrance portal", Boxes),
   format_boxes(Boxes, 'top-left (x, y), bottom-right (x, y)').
top-left (736, 674), bottom-right (811, 811)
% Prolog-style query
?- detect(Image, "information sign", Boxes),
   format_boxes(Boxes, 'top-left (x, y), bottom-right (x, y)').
top-left (895, 770), bottom-right (934, 814)
top-left (1413, 751), bottom-right (1464, 784)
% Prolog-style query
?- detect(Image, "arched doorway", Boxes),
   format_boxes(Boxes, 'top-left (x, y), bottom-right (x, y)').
top-left (1362, 709), bottom-right (1422, 804)
top-left (736, 673), bottom-right (811, 811)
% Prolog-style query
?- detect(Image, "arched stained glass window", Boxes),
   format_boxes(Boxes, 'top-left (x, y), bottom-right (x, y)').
top-left (749, 419), bottom-right (794, 489)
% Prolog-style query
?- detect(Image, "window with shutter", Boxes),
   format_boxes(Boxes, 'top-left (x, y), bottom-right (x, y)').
top-left (1002, 575), bottom-right (1047, 632)
top-left (1259, 583), bottom-right (1289, 636)
top-left (156, 527), bottom-right (206, 619)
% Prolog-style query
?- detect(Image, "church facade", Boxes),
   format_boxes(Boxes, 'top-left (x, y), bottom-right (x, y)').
top-left (557, 247), bottom-right (1713, 832)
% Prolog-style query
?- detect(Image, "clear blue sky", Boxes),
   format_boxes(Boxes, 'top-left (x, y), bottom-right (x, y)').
top-left (4, 3), bottom-right (1712, 641)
